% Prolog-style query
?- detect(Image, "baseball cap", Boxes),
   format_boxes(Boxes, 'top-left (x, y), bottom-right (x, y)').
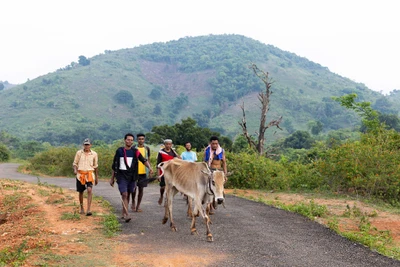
top-left (83, 138), bottom-right (91, 145)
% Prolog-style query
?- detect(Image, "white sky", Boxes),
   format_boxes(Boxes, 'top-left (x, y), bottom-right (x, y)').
top-left (1, 0), bottom-right (399, 94)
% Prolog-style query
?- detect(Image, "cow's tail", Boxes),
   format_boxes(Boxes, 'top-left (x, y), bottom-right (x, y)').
top-left (157, 162), bottom-right (165, 178)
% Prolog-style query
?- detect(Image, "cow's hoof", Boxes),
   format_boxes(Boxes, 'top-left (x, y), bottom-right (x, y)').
top-left (162, 218), bottom-right (168, 224)
top-left (191, 229), bottom-right (198, 235)
top-left (207, 235), bottom-right (213, 242)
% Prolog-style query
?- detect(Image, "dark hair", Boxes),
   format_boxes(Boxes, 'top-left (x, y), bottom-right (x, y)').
top-left (209, 136), bottom-right (219, 142)
top-left (184, 141), bottom-right (191, 146)
top-left (124, 133), bottom-right (134, 140)
top-left (137, 133), bottom-right (146, 138)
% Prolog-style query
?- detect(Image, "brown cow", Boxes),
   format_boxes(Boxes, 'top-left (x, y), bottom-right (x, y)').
top-left (157, 158), bottom-right (225, 242)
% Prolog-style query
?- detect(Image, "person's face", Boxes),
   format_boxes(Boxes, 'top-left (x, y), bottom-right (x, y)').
top-left (137, 136), bottom-right (145, 146)
top-left (164, 142), bottom-right (172, 150)
top-left (125, 136), bottom-right (134, 148)
top-left (185, 143), bottom-right (191, 151)
top-left (83, 144), bottom-right (91, 150)
top-left (211, 140), bottom-right (219, 150)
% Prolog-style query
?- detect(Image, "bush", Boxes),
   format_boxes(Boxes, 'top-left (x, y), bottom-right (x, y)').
top-left (312, 129), bottom-right (400, 203)
top-left (0, 143), bottom-right (10, 162)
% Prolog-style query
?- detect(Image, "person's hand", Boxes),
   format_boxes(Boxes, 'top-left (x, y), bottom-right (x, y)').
top-left (73, 169), bottom-right (77, 175)
top-left (95, 179), bottom-right (98, 186)
top-left (109, 177), bottom-right (115, 187)
top-left (149, 169), bottom-right (154, 176)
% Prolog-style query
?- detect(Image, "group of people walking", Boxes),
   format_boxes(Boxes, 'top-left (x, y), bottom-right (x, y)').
top-left (72, 134), bottom-right (227, 222)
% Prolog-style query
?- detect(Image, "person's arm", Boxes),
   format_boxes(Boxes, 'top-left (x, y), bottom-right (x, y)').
top-left (138, 152), bottom-right (154, 176)
top-left (222, 153), bottom-right (228, 175)
top-left (110, 150), bottom-right (118, 186)
top-left (94, 153), bottom-right (99, 185)
top-left (144, 161), bottom-right (154, 177)
top-left (73, 151), bottom-right (80, 174)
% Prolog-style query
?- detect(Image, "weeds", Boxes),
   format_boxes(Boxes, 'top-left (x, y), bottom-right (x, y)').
top-left (61, 209), bottom-right (81, 221)
top-left (103, 214), bottom-right (121, 237)
top-left (0, 240), bottom-right (30, 266)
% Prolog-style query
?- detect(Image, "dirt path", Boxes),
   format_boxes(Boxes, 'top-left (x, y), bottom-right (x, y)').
top-left (1, 163), bottom-right (399, 267)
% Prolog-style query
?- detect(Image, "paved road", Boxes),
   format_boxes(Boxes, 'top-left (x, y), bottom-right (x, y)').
top-left (1, 163), bottom-right (399, 267)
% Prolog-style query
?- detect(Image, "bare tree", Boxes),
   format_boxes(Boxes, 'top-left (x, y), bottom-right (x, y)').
top-left (239, 63), bottom-right (282, 156)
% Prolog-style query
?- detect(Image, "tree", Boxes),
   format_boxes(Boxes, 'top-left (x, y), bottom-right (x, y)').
top-left (114, 90), bottom-right (133, 104)
top-left (78, 55), bottom-right (90, 66)
top-left (332, 93), bottom-right (380, 133)
top-left (308, 120), bottom-right (323, 135)
top-left (147, 117), bottom-right (227, 150)
top-left (0, 143), bottom-right (10, 162)
top-left (0, 83), bottom-right (4, 91)
top-left (239, 63), bottom-right (282, 156)
top-left (283, 131), bottom-right (315, 149)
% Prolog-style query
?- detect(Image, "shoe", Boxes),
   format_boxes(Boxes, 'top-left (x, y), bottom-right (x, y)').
top-left (124, 217), bottom-right (131, 223)
top-left (86, 211), bottom-right (92, 216)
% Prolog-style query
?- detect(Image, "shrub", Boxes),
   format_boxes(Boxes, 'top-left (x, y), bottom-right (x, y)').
top-left (0, 143), bottom-right (10, 162)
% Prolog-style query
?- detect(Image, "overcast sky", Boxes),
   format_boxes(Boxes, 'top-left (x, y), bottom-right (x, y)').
top-left (1, 0), bottom-right (399, 94)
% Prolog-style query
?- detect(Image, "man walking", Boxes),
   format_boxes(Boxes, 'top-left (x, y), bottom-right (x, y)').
top-left (181, 141), bottom-right (197, 162)
top-left (110, 133), bottom-right (153, 222)
top-left (73, 138), bottom-right (98, 216)
top-left (130, 133), bottom-right (152, 212)
top-left (157, 139), bottom-right (180, 205)
top-left (203, 136), bottom-right (227, 175)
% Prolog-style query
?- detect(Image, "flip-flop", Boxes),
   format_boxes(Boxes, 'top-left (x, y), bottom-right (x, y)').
top-left (136, 209), bottom-right (143, 212)
top-left (86, 211), bottom-right (92, 216)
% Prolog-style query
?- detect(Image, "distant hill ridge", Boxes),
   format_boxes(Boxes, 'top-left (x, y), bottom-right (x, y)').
top-left (0, 34), bottom-right (398, 145)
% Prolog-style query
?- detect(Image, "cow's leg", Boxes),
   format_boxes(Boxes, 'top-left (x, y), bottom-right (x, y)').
top-left (187, 197), bottom-right (193, 218)
top-left (166, 187), bottom-right (179, 231)
top-left (202, 206), bottom-right (213, 242)
top-left (190, 199), bottom-right (201, 236)
top-left (162, 187), bottom-right (170, 225)
top-left (205, 203), bottom-right (213, 224)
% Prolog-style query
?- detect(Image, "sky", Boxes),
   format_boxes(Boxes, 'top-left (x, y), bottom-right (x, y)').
top-left (1, 0), bottom-right (399, 95)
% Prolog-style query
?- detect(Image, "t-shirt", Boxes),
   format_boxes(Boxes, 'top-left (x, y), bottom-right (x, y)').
top-left (137, 146), bottom-right (150, 175)
top-left (112, 147), bottom-right (147, 181)
top-left (181, 151), bottom-right (197, 162)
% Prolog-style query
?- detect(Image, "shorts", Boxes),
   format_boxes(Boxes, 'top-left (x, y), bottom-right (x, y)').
top-left (76, 179), bottom-right (93, 193)
top-left (117, 178), bottom-right (136, 194)
top-left (159, 176), bottom-right (165, 187)
top-left (136, 174), bottom-right (148, 188)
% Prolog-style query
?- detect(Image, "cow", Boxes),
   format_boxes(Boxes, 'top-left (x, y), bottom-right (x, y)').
top-left (157, 158), bottom-right (225, 242)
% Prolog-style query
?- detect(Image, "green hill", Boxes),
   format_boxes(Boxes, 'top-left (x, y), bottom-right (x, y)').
top-left (0, 34), bottom-right (397, 145)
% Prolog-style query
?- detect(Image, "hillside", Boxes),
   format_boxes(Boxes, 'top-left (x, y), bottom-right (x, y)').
top-left (0, 34), bottom-right (397, 145)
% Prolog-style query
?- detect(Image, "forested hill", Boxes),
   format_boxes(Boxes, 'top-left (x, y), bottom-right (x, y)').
top-left (0, 34), bottom-right (398, 145)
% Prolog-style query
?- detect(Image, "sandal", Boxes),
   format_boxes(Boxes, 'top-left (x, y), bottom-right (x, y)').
top-left (124, 217), bottom-right (132, 223)
top-left (86, 211), bottom-right (92, 216)
top-left (136, 209), bottom-right (143, 212)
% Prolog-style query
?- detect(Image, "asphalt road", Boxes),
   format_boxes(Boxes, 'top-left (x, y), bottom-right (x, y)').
top-left (1, 163), bottom-right (399, 267)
